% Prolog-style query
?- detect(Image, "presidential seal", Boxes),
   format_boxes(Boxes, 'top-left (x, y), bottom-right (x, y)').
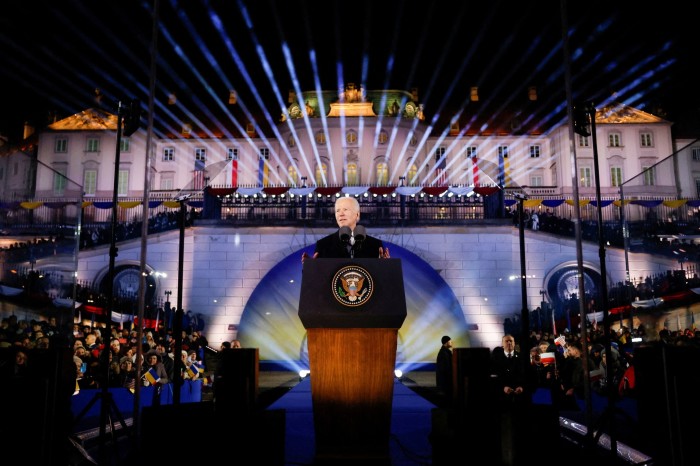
top-left (332, 265), bottom-right (374, 307)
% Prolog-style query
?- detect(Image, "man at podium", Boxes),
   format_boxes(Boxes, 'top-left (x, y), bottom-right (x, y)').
top-left (302, 196), bottom-right (390, 261)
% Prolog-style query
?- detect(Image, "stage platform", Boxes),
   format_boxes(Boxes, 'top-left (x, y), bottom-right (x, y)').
top-left (266, 375), bottom-right (437, 465)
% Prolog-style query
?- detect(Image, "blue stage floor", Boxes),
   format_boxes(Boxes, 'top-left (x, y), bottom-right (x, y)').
top-left (266, 377), bottom-right (436, 465)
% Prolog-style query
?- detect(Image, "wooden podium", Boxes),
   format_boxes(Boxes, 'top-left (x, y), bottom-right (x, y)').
top-left (299, 258), bottom-right (407, 463)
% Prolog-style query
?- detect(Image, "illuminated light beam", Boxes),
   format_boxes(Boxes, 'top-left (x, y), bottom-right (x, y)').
top-left (283, 46), bottom-right (330, 186)
top-left (178, 3), bottom-right (300, 185)
top-left (300, 1), bottom-right (346, 186)
top-left (218, 2), bottom-right (311, 185)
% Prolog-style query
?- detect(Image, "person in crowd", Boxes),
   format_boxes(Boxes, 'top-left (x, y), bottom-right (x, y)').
top-left (144, 352), bottom-right (169, 384)
top-left (115, 356), bottom-right (138, 390)
top-left (231, 339), bottom-right (242, 349)
top-left (491, 334), bottom-right (526, 404)
top-left (155, 342), bottom-right (175, 380)
top-left (144, 352), bottom-right (169, 405)
top-left (558, 342), bottom-right (585, 410)
top-left (491, 333), bottom-right (528, 466)
top-left (4, 348), bottom-right (29, 377)
top-left (108, 337), bottom-right (125, 361)
top-left (191, 330), bottom-right (209, 363)
top-left (144, 331), bottom-right (157, 351)
top-left (301, 196), bottom-right (390, 261)
top-left (180, 350), bottom-right (201, 381)
top-left (435, 335), bottom-right (453, 403)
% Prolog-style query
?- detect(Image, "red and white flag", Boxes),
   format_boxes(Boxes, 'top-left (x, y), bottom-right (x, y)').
top-left (540, 352), bottom-right (556, 365)
top-left (554, 335), bottom-right (566, 347)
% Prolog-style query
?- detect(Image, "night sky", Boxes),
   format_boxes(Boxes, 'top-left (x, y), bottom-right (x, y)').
top-left (0, 0), bottom-right (695, 142)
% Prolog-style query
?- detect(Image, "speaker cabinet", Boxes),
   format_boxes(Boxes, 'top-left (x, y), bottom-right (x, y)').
top-left (635, 344), bottom-right (700, 466)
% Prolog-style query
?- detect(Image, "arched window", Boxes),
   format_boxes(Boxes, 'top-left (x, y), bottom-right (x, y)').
top-left (287, 165), bottom-right (298, 186)
top-left (346, 162), bottom-right (358, 186)
top-left (407, 164), bottom-right (418, 185)
top-left (375, 162), bottom-right (389, 186)
top-left (315, 163), bottom-right (328, 186)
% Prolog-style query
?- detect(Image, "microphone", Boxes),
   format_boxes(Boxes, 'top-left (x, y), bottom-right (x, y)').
top-left (339, 226), bottom-right (352, 244)
top-left (353, 225), bottom-right (367, 244)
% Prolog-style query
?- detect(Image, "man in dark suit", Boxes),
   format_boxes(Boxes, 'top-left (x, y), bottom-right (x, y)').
top-left (302, 196), bottom-right (389, 260)
top-left (491, 333), bottom-right (529, 465)
top-left (435, 335), bottom-right (453, 402)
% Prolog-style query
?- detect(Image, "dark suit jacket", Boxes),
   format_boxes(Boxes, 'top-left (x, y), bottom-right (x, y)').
top-left (314, 230), bottom-right (384, 258)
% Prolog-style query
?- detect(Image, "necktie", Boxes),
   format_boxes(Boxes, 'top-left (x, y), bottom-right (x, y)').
top-left (508, 353), bottom-right (512, 359)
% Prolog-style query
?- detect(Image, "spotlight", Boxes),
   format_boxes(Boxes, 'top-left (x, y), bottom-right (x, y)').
top-left (394, 369), bottom-right (403, 379)
top-left (298, 369), bottom-right (310, 381)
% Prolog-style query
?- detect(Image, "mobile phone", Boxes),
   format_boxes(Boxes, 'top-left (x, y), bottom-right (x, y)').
top-left (80, 363), bottom-right (87, 373)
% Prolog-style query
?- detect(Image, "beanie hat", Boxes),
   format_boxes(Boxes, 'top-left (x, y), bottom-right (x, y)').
top-left (441, 335), bottom-right (451, 345)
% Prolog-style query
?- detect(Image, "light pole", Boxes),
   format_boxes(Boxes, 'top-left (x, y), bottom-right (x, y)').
top-left (300, 176), bottom-right (308, 220)
top-left (513, 192), bottom-right (529, 357)
top-left (574, 100), bottom-right (616, 456)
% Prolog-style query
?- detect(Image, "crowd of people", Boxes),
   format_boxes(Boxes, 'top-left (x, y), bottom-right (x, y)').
top-left (0, 315), bottom-right (217, 396)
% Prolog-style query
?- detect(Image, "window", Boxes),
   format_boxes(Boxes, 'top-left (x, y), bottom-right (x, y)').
top-left (608, 133), bottom-right (622, 147)
top-left (498, 146), bottom-right (509, 158)
top-left (163, 147), bottom-right (174, 161)
top-left (529, 145), bottom-right (541, 158)
top-left (160, 175), bottom-right (174, 190)
top-left (0, 167), bottom-right (3, 180)
top-left (435, 147), bottom-right (446, 159)
top-left (466, 146), bottom-right (477, 158)
top-left (83, 170), bottom-right (97, 195)
top-left (578, 134), bottom-right (590, 147)
top-left (378, 130), bottom-right (388, 144)
top-left (695, 178), bottom-right (700, 197)
top-left (376, 162), bottom-right (389, 186)
top-left (195, 148), bottom-right (207, 162)
top-left (610, 167), bottom-right (623, 187)
top-left (86, 138), bottom-right (99, 152)
top-left (346, 131), bottom-right (357, 144)
top-left (407, 164), bottom-right (418, 185)
top-left (120, 137), bottom-right (130, 152)
top-left (579, 167), bottom-right (592, 187)
top-left (118, 170), bottom-right (129, 195)
top-left (346, 162), bottom-right (358, 186)
top-left (315, 163), bottom-right (328, 186)
top-left (259, 147), bottom-right (270, 158)
top-left (692, 147), bottom-right (700, 161)
top-left (287, 165), bottom-right (298, 186)
top-left (642, 166), bottom-right (655, 186)
top-left (640, 132), bottom-right (653, 148)
top-left (55, 138), bottom-right (68, 153)
top-left (227, 148), bottom-right (238, 161)
top-left (530, 175), bottom-right (543, 186)
top-left (53, 169), bottom-right (67, 196)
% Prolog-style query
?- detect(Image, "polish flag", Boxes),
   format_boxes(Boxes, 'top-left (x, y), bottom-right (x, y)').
top-left (540, 352), bottom-right (556, 365)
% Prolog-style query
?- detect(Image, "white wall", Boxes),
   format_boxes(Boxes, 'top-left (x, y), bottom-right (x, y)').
top-left (75, 224), bottom-right (678, 352)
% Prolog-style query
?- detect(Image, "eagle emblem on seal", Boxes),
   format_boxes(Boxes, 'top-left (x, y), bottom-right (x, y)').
top-left (332, 265), bottom-right (374, 307)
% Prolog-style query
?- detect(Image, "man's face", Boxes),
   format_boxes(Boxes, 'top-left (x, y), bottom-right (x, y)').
top-left (335, 199), bottom-right (359, 230)
top-left (503, 337), bottom-right (515, 351)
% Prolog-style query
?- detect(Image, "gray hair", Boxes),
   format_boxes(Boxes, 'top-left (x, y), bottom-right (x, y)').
top-left (335, 196), bottom-right (359, 212)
